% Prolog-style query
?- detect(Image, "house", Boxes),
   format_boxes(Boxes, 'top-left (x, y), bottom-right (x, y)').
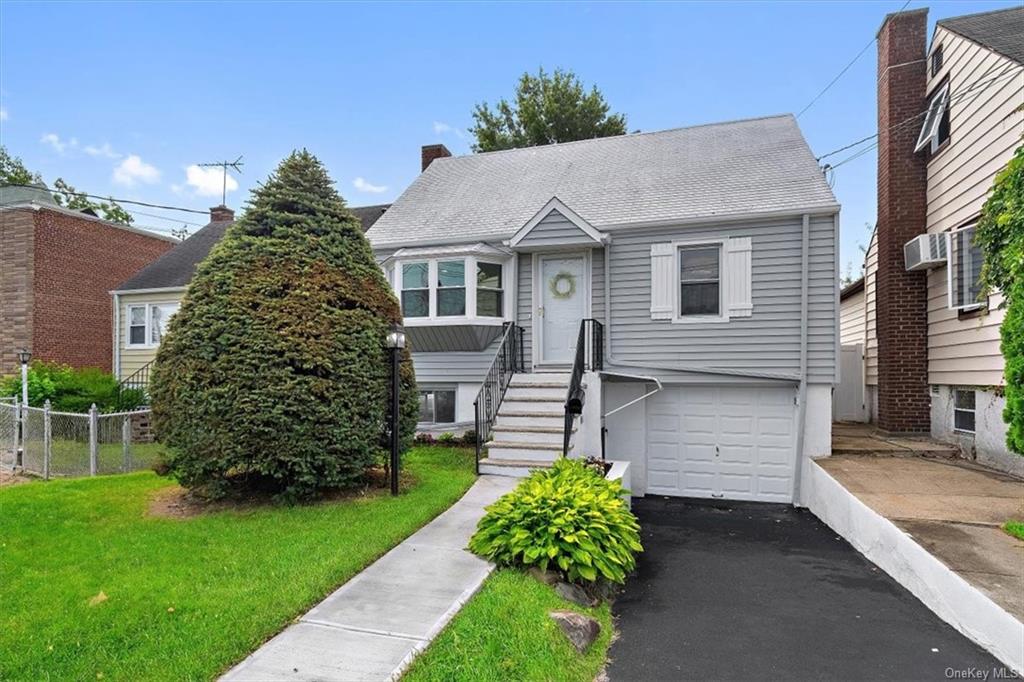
top-left (368, 118), bottom-right (840, 504)
top-left (110, 202), bottom-right (390, 382)
top-left (837, 6), bottom-right (1023, 476)
top-left (0, 183), bottom-right (176, 375)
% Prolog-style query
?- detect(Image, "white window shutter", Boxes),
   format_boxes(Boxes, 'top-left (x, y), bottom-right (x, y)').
top-left (650, 243), bottom-right (674, 319)
top-left (725, 237), bottom-right (753, 317)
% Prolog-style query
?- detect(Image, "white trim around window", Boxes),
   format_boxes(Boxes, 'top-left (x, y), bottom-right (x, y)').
top-left (125, 302), bottom-right (180, 348)
top-left (946, 224), bottom-right (985, 312)
top-left (393, 254), bottom-right (511, 325)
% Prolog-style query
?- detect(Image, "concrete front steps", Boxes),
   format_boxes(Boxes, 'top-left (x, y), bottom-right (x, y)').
top-left (479, 372), bottom-right (572, 477)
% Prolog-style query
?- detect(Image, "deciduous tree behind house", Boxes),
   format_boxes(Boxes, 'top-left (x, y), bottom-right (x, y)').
top-left (149, 150), bottom-right (418, 500)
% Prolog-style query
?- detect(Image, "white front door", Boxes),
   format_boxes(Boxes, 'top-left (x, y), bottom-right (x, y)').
top-left (645, 386), bottom-right (797, 503)
top-left (539, 254), bottom-right (586, 365)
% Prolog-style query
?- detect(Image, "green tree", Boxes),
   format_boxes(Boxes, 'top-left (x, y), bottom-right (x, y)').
top-left (149, 150), bottom-right (418, 500)
top-left (0, 145), bottom-right (133, 225)
top-left (470, 68), bottom-right (627, 152)
top-left (975, 141), bottom-right (1024, 454)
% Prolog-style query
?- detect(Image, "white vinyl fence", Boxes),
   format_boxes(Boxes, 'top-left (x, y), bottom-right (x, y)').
top-left (0, 399), bottom-right (161, 479)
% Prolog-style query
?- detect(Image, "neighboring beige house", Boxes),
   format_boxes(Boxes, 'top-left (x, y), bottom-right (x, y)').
top-left (110, 203), bottom-right (390, 383)
top-left (839, 277), bottom-right (865, 346)
top-left (840, 6), bottom-right (1023, 475)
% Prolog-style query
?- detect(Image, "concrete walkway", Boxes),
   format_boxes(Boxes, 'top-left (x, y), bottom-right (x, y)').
top-left (223, 474), bottom-right (518, 682)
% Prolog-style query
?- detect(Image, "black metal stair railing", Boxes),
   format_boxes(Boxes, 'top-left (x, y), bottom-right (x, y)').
top-left (563, 319), bottom-right (604, 456)
top-left (473, 322), bottom-right (525, 473)
top-left (116, 361), bottom-right (152, 410)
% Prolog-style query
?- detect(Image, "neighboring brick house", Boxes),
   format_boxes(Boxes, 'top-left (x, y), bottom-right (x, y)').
top-left (0, 184), bottom-right (177, 376)
top-left (111, 202), bottom-right (390, 381)
top-left (838, 6), bottom-right (1024, 475)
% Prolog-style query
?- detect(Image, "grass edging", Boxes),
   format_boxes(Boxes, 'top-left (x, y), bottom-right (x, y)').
top-left (1003, 520), bottom-right (1024, 541)
top-left (403, 569), bottom-right (614, 682)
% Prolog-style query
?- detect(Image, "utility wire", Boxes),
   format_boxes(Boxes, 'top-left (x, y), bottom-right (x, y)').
top-left (797, 0), bottom-right (912, 119)
top-left (820, 62), bottom-right (1022, 168)
top-left (0, 182), bottom-right (210, 215)
top-left (128, 209), bottom-right (205, 227)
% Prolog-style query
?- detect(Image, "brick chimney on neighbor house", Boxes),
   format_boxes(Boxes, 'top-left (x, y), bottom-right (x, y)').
top-left (421, 144), bottom-right (451, 172)
top-left (210, 205), bottom-right (235, 222)
top-left (875, 7), bottom-right (931, 433)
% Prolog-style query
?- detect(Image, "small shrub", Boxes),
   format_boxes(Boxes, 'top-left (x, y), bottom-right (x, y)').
top-left (461, 430), bottom-right (478, 446)
top-left (469, 458), bottom-right (641, 584)
top-left (0, 362), bottom-right (123, 412)
top-left (437, 432), bottom-right (456, 444)
top-left (414, 433), bottom-right (436, 446)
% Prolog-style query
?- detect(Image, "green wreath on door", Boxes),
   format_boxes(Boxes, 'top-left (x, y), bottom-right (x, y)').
top-left (549, 272), bottom-right (577, 300)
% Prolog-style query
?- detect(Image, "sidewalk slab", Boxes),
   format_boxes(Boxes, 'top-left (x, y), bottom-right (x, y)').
top-left (223, 474), bottom-right (518, 681)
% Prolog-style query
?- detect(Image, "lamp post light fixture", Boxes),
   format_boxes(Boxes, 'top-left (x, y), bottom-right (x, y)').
top-left (385, 324), bottom-right (406, 496)
top-left (18, 348), bottom-right (31, 409)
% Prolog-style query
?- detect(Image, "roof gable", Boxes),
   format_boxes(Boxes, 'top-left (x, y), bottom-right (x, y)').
top-left (509, 197), bottom-right (607, 248)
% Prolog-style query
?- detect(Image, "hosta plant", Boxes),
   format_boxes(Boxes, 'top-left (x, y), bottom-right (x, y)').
top-left (469, 458), bottom-right (642, 584)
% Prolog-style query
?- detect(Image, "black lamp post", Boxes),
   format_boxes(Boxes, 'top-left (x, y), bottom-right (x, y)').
top-left (385, 323), bottom-right (406, 496)
top-left (17, 348), bottom-right (31, 408)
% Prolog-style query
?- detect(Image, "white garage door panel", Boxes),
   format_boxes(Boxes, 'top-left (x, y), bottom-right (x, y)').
top-left (645, 386), bottom-right (797, 503)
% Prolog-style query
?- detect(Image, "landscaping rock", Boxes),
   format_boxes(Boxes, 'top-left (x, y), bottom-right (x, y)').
top-left (528, 567), bottom-right (559, 586)
top-left (549, 610), bottom-right (601, 653)
top-left (555, 581), bottom-right (598, 607)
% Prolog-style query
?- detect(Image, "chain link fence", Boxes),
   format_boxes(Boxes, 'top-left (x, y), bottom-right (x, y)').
top-left (0, 398), bottom-right (17, 468)
top-left (14, 402), bottom-right (164, 479)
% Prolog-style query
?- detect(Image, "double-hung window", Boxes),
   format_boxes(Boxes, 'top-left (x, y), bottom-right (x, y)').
top-left (947, 225), bottom-right (985, 311)
top-left (476, 261), bottom-right (504, 317)
top-left (953, 388), bottom-right (976, 433)
top-left (678, 245), bottom-right (721, 317)
top-left (401, 262), bottom-right (430, 318)
top-left (126, 303), bottom-right (179, 347)
top-left (437, 260), bottom-right (466, 317)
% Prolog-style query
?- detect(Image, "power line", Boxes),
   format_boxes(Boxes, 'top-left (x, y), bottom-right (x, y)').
top-left (0, 182), bottom-right (210, 215)
top-left (128, 209), bottom-right (205, 227)
top-left (820, 62), bottom-right (1022, 169)
top-left (797, 0), bottom-right (912, 119)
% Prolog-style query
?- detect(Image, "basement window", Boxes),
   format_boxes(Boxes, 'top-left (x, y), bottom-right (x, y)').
top-left (953, 388), bottom-right (976, 433)
top-left (418, 388), bottom-right (456, 424)
top-left (915, 83), bottom-right (950, 153)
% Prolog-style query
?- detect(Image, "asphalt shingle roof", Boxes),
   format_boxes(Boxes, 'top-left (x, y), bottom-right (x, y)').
top-left (938, 6), bottom-right (1024, 65)
top-left (117, 204), bottom-right (390, 291)
top-left (366, 114), bottom-right (838, 248)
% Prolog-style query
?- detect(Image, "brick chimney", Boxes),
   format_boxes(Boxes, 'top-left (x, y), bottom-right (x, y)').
top-left (875, 7), bottom-right (930, 433)
top-left (210, 205), bottom-right (235, 223)
top-left (421, 144), bottom-right (451, 172)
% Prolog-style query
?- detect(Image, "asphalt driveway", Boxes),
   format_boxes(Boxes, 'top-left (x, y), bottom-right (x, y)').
top-left (607, 497), bottom-right (1007, 681)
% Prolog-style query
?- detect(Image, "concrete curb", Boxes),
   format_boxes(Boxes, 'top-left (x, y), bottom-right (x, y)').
top-left (802, 459), bottom-right (1024, 672)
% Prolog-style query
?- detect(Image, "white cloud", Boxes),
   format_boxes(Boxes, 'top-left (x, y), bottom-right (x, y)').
top-left (353, 177), bottom-right (388, 194)
top-left (184, 164), bottom-right (238, 197)
top-left (113, 154), bottom-right (161, 186)
top-left (40, 132), bottom-right (72, 153)
top-left (0, 107), bottom-right (8, 121)
top-left (84, 142), bottom-right (120, 159)
top-left (433, 121), bottom-right (452, 135)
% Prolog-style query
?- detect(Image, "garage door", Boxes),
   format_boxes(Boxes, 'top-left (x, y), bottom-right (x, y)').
top-left (646, 386), bottom-right (797, 503)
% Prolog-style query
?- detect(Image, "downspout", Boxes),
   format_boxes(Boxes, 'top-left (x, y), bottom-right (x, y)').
top-left (792, 214), bottom-right (811, 505)
top-left (112, 292), bottom-right (120, 380)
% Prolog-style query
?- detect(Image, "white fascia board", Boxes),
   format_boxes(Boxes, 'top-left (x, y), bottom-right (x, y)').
top-left (109, 286), bottom-right (188, 295)
top-left (508, 196), bottom-right (608, 247)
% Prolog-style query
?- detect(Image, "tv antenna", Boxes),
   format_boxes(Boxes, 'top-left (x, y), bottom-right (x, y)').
top-left (197, 155), bottom-right (244, 206)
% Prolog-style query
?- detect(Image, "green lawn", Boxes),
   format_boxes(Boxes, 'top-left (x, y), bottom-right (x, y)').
top-left (1004, 520), bottom-right (1024, 541)
top-left (25, 440), bottom-right (170, 477)
top-left (404, 570), bottom-right (613, 682)
top-left (0, 447), bottom-right (476, 681)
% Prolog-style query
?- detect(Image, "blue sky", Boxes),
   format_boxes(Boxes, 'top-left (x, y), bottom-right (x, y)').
top-left (0, 1), bottom-right (1016, 272)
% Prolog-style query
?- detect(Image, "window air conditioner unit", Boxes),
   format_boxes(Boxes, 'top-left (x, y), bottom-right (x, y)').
top-left (904, 234), bottom-right (947, 271)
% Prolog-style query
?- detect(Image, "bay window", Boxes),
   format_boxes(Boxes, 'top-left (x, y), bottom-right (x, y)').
top-left (401, 262), bottom-right (429, 318)
top-left (437, 260), bottom-right (466, 316)
top-left (476, 261), bottom-right (504, 317)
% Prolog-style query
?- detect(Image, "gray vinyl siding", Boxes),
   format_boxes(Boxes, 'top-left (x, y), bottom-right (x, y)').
top-left (517, 255), bottom-right (533, 362)
top-left (412, 337), bottom-right (501, 384)
top-left (591, 247), bottom-right (606, 322)
top-left (516, 210), bottom-right (598, 248)
top-left (606, 214), bottom-right (837, 382)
